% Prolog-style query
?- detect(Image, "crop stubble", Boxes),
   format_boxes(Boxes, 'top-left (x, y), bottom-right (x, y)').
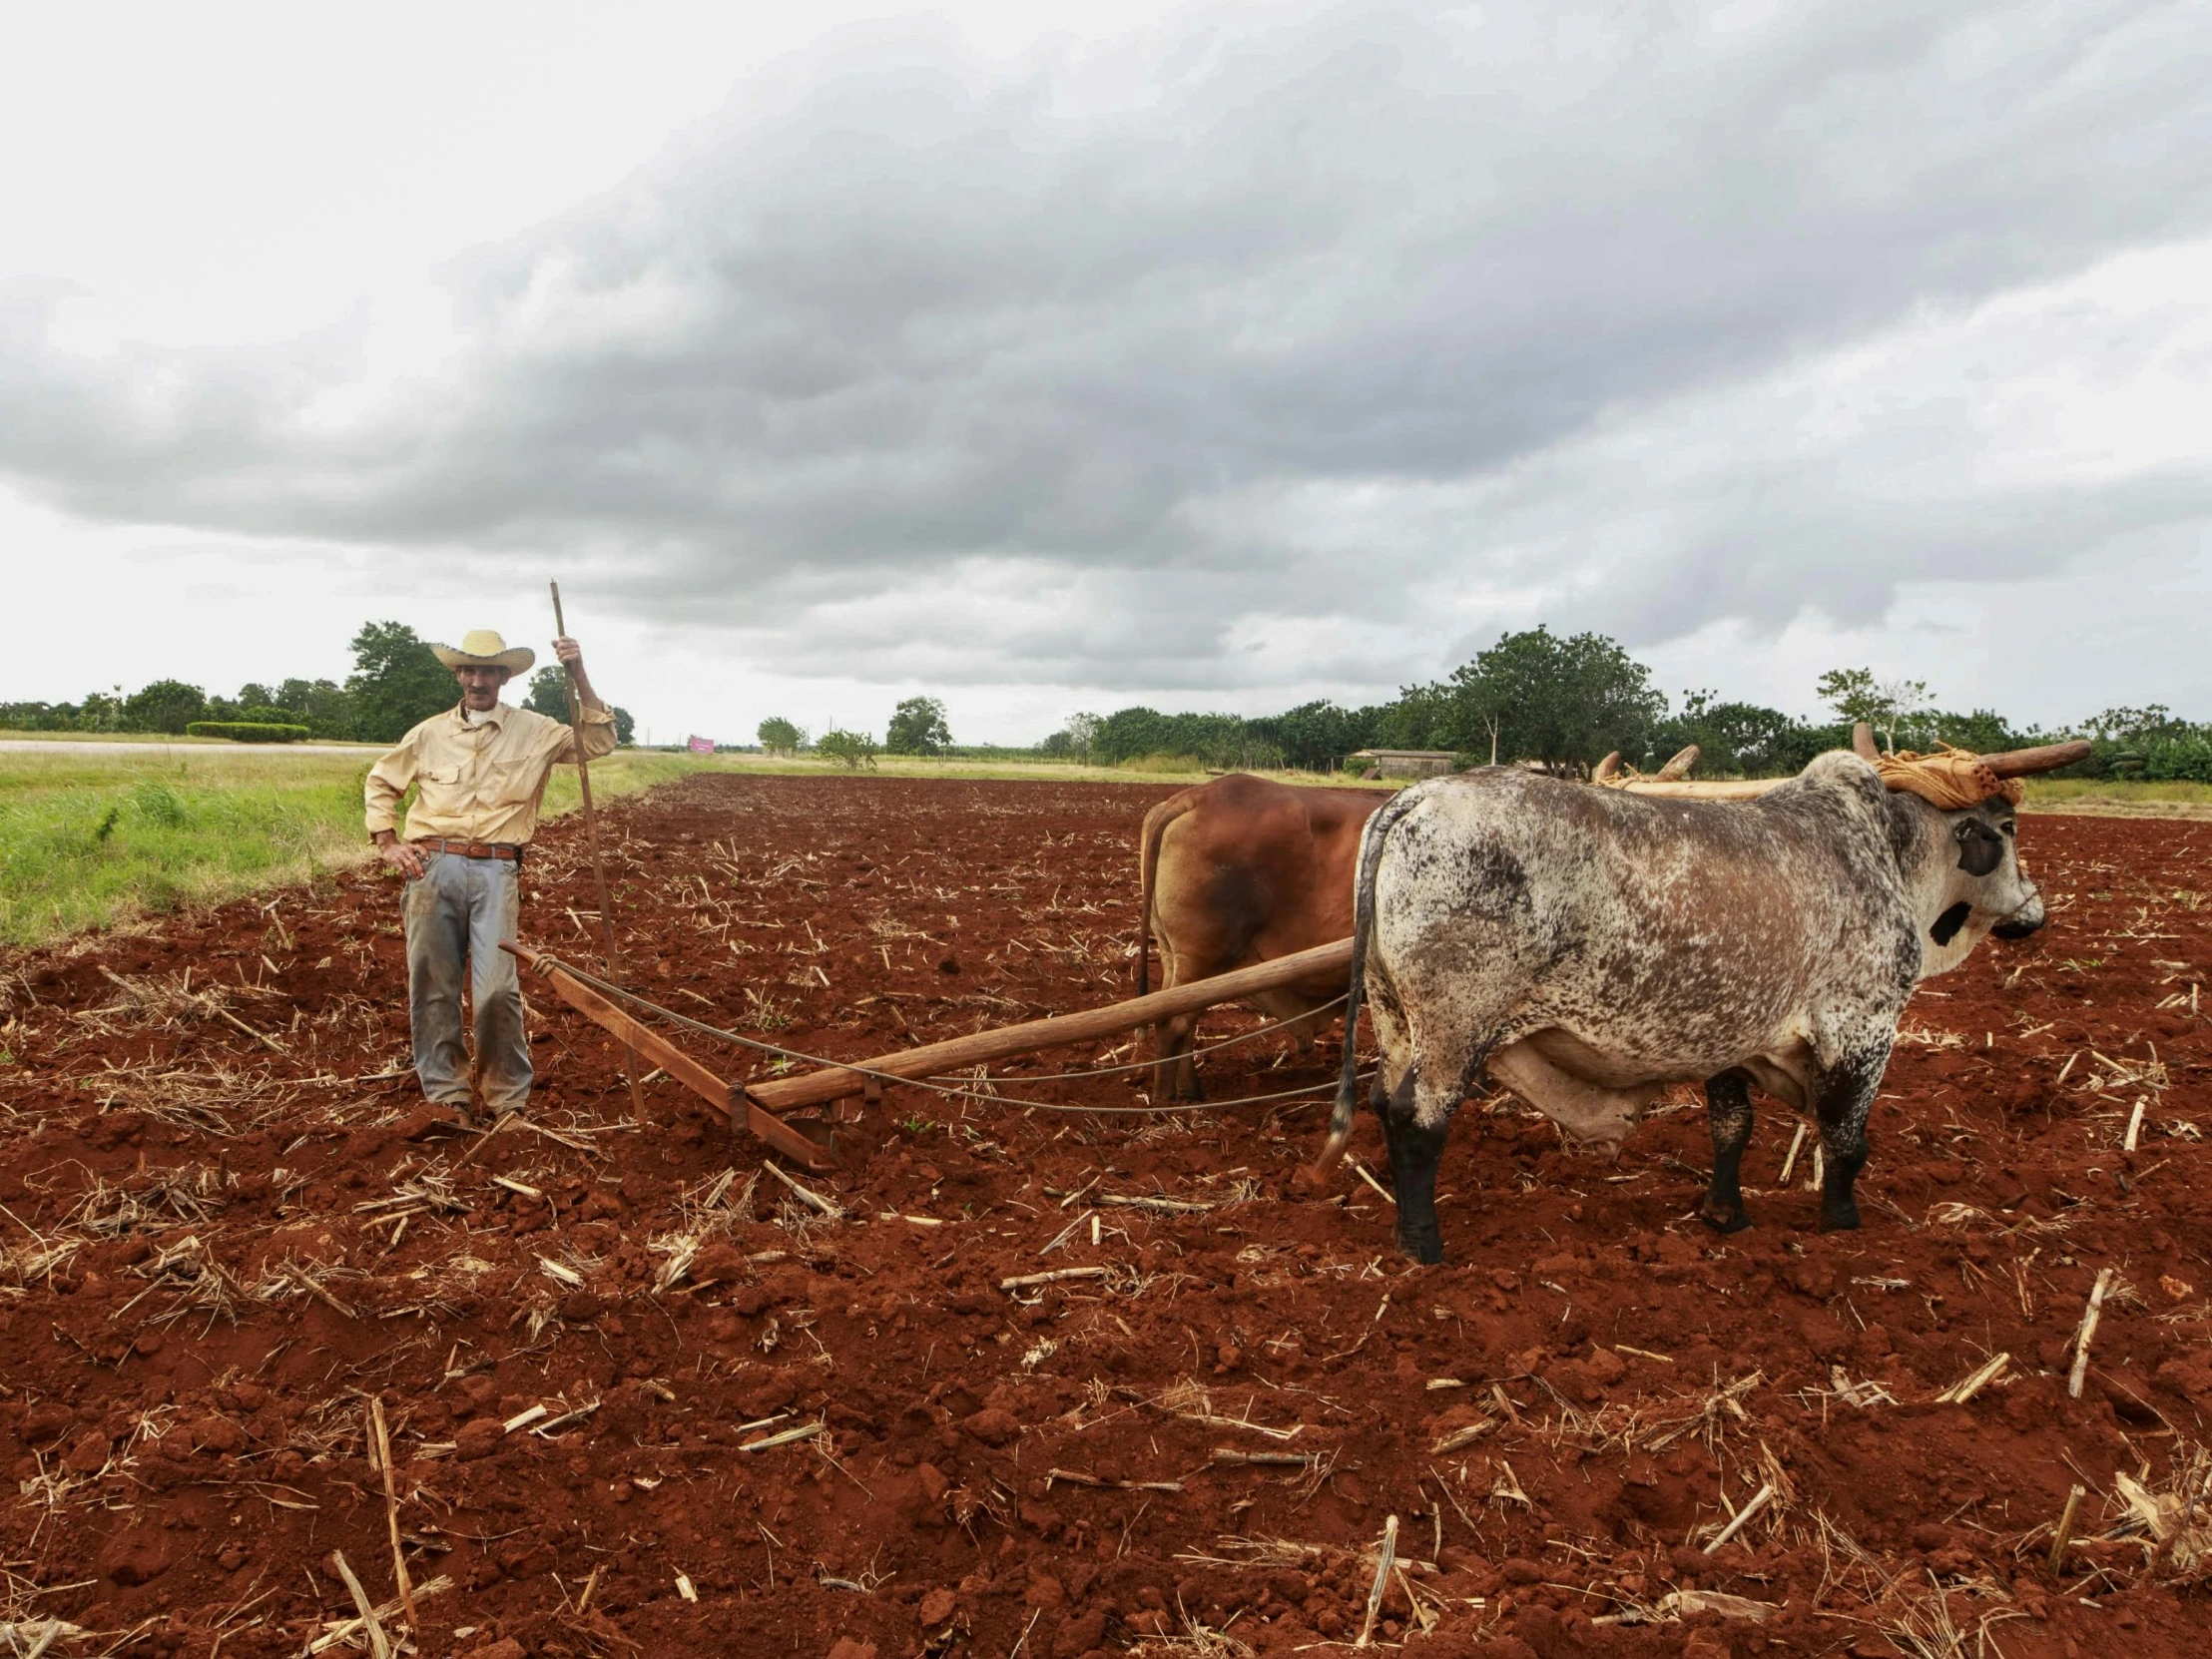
top-left (0, 774), bottom-right (2208, 1658)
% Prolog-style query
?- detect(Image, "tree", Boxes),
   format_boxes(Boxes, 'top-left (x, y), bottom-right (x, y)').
top-left (1063, 712), bottom-right (1102, 764)
top-left (611, 706), bottom-right (636, 745)
top-left (758, 716), bottom-right (803, 754)
top-left (121, 679), bottom-right (208, 735)
top-left (1436, 627), bottom-right (1664, 773)
top-left (816, 728), bottom-right (879, 770)
top-left (346, 621), bottom-right (458, 743)
top-left (885, 696), bottom-right (952, 756)
top-left (1815, 667), bottom-right (1932, 753)
top-left (522, 666), bottom-right (570, 719)
top-left (1652, 691), bottom-right (1804, 778)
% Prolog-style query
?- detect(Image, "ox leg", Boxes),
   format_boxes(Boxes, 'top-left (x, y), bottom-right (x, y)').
top-left (1813, 1051), bottom-right (1885, 1233)
top-left (1152, 1012), bottom-right (1203, 1102)
top-left (1696, 1071), bottom-right (1755, 1234)
top-left (1379, 1069), bottom-right (1450, 1265)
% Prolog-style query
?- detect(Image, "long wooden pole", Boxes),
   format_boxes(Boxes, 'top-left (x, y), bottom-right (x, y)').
top-left (502, 942), bottom-right (832, 1167)
top-left (747, 935), bottom-right (1355, 1112)
top-left (549, 582), bottom-right (647, 1122)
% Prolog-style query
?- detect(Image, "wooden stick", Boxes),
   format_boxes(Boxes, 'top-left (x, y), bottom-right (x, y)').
top-left (327, 1551), bottom-right (391, 1659)
top-left (550, 581), bottom-right (646, 1124)
top-left (747, 935), bottom-right (1356, 1111)
top-left (2124, 1099), bottom-right (2146, 1152)
top-left (2067, 1269), bottom-right (2115, 1398)
top-left (1208, 1448), bottom-right (1319, 1468)
top-left (1354, 1515), bottom-right (1398, 1648)
top-left (366, 1399), bottom-right (417, 1634)
top-left (2048, 1482), bottom-right (2086, 1574)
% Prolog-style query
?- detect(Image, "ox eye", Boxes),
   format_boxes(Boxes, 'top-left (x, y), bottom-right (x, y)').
top-left (2000, 821), bottom-right (2016, 836)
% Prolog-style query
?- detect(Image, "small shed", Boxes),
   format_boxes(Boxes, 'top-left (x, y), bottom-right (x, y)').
top-left (1350, 748), bottom-right (1458, 779)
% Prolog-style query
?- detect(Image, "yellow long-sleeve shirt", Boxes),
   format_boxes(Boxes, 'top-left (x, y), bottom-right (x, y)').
top-left (363, 700), bottom-right (617, 845)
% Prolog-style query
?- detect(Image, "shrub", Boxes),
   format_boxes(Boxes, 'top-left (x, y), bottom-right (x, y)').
top-left (185, 722), bottom-right (311, 744)
top-left (816, 729), bottom-right (879, 771)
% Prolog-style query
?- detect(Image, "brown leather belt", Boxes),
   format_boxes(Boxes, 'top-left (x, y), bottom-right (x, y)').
top-left (413, 838), bottom-right (522, 862)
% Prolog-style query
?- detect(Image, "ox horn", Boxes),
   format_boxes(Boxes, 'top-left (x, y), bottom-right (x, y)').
top-left (1653, 744), bottom-right (1699, 782)
top-left (1978, 740), bottom-right (2094, 778)
top-left (1852, 723), bottom-right (1881, 762)
top-left (1592, 751), bottom-right (1622, 782)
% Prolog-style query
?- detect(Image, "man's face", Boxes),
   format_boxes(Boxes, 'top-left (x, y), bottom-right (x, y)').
top-left (455, 665), bottom-right (510, 712)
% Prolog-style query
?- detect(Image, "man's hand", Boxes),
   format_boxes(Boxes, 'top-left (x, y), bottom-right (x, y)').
top-left (552, 635), bottom-right (602, 707)
top-left (375, 832), bottom-right (428, 879)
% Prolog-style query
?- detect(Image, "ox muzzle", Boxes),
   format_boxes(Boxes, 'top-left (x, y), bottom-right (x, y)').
top-left (1990, 888), bottom-right (2046, 941)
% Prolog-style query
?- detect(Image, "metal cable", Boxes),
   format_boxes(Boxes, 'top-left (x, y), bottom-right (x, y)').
top-left (536, 951), bottom-right (1368, 1116)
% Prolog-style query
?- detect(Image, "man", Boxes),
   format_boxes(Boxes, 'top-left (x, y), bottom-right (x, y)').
top-left (364, 629), bottom-right (617, 1124)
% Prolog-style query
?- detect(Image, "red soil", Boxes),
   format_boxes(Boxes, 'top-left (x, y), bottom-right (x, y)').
top-left (1, 774), bottom-right (2208, 1659)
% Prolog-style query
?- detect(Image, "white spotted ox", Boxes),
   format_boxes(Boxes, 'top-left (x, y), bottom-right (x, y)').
top-left (1313, 736), bottom-right (2087, 1264)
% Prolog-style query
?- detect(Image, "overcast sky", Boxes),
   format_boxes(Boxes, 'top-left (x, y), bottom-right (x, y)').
top-left (4, 0), bottom-right (2209, 744)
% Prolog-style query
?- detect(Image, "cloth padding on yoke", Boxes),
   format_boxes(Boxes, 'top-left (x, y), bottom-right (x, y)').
top-left (1874, 746), bottom-right (2023, 810)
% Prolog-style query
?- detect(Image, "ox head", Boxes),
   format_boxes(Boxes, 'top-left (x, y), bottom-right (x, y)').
top-left (1906, 794), bottom-right (2043, 977)
top-left (1863, 728), bottom-right (2088, 979)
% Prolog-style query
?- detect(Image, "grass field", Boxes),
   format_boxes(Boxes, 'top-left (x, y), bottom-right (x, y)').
top-left (0, 747), bottom-right (719, 948)
top-left (6, 739), bottom-right (2199, 950)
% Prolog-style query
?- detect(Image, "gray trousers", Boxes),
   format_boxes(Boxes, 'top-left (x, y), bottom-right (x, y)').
top-left (400, 851), bottom-right (531, 1114)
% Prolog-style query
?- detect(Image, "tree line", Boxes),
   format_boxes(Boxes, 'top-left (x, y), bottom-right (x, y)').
top-left (1037, 626), bottom-right (2205, 780)
top-left (0, 622), bottom-right (635, 746)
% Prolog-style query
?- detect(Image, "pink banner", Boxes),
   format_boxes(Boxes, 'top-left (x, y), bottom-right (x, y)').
top-left (687, 735), bottom-right (715, 754)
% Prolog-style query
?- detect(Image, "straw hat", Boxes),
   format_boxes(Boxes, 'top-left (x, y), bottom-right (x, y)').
top-left (431, 630), bottom-right (535, 675)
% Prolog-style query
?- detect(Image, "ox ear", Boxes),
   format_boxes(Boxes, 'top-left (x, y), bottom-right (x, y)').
top-left (1953, 818), bottom-right (2004, 877)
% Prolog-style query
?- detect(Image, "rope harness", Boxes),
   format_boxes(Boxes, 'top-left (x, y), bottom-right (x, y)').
top-left (533, 950), bottom-right (1371, 1117)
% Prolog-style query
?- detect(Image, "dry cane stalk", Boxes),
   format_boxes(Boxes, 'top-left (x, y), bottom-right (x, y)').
top-left (1354, 1514), bottom-right (1398, 1648)
top-left (366, 1398), bottom-right (417, 1634)
top-left (2048, 1482), bottom-right (2086, 1574)
top-left (2067, 1269), bottom-right (2114, 1399)
top-left (1704, 1482), bottom-right (1776, 1554)
top-left (327, 1551), bottom-right (391, 1659)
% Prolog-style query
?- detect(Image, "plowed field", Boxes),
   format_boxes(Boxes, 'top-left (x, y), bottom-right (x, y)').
top-left (2, 774), bottom-right (2208, 1659)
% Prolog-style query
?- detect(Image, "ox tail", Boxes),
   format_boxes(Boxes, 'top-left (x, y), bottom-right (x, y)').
top-left (1135, 792), bottom-right (1199, 999)
top-left (1311, 789), bottom-right (1421, 1178)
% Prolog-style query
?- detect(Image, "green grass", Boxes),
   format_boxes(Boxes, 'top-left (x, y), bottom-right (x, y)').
top-left (0, 748), bottom-right (721, 948)
top-left (0, 743), bottom-right (1391, 948)
top-left (2020, 778), bottom-right (2212, 813)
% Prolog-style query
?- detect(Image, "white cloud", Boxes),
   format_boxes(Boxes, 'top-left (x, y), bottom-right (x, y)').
top-left (3, 0), bottom-right (2211, 743)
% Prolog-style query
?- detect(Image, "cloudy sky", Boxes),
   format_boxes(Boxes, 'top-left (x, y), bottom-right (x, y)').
top-left (4, 0), bottom-right (2209, 744)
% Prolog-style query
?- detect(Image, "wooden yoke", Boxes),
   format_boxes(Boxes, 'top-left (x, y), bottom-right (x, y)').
top-left (501, 941), bottom-right (834, 1170)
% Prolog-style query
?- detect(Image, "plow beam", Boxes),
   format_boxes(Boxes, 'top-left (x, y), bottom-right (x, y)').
top-left (502, 941), bottom-right (835, 1170)
top-left (748, 935), bottom-right (1355, 1114)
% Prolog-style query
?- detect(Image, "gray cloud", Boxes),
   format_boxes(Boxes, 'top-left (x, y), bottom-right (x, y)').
top-left (5, 0), bottom-right (2212, 696)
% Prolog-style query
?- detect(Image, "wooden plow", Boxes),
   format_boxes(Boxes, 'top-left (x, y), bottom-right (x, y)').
top-left (502, 936), bottom-right (1353, 1171)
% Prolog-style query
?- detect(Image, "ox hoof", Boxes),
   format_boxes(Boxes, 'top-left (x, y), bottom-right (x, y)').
top-left (1817, 1203), bottom-right (1862, 1233)
top-left (1697, 1203), bottom-right (1751, 1235)
top-left (1394, 1227), bottom-right (1444, 1266)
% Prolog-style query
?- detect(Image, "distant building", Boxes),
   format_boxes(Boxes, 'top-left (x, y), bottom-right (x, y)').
top-left (1350, 748), bottom-right (1458, 779)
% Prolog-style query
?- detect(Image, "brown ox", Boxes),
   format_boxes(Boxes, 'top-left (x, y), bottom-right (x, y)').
top-left (1137, 774), bottom-right (1382, 1098)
